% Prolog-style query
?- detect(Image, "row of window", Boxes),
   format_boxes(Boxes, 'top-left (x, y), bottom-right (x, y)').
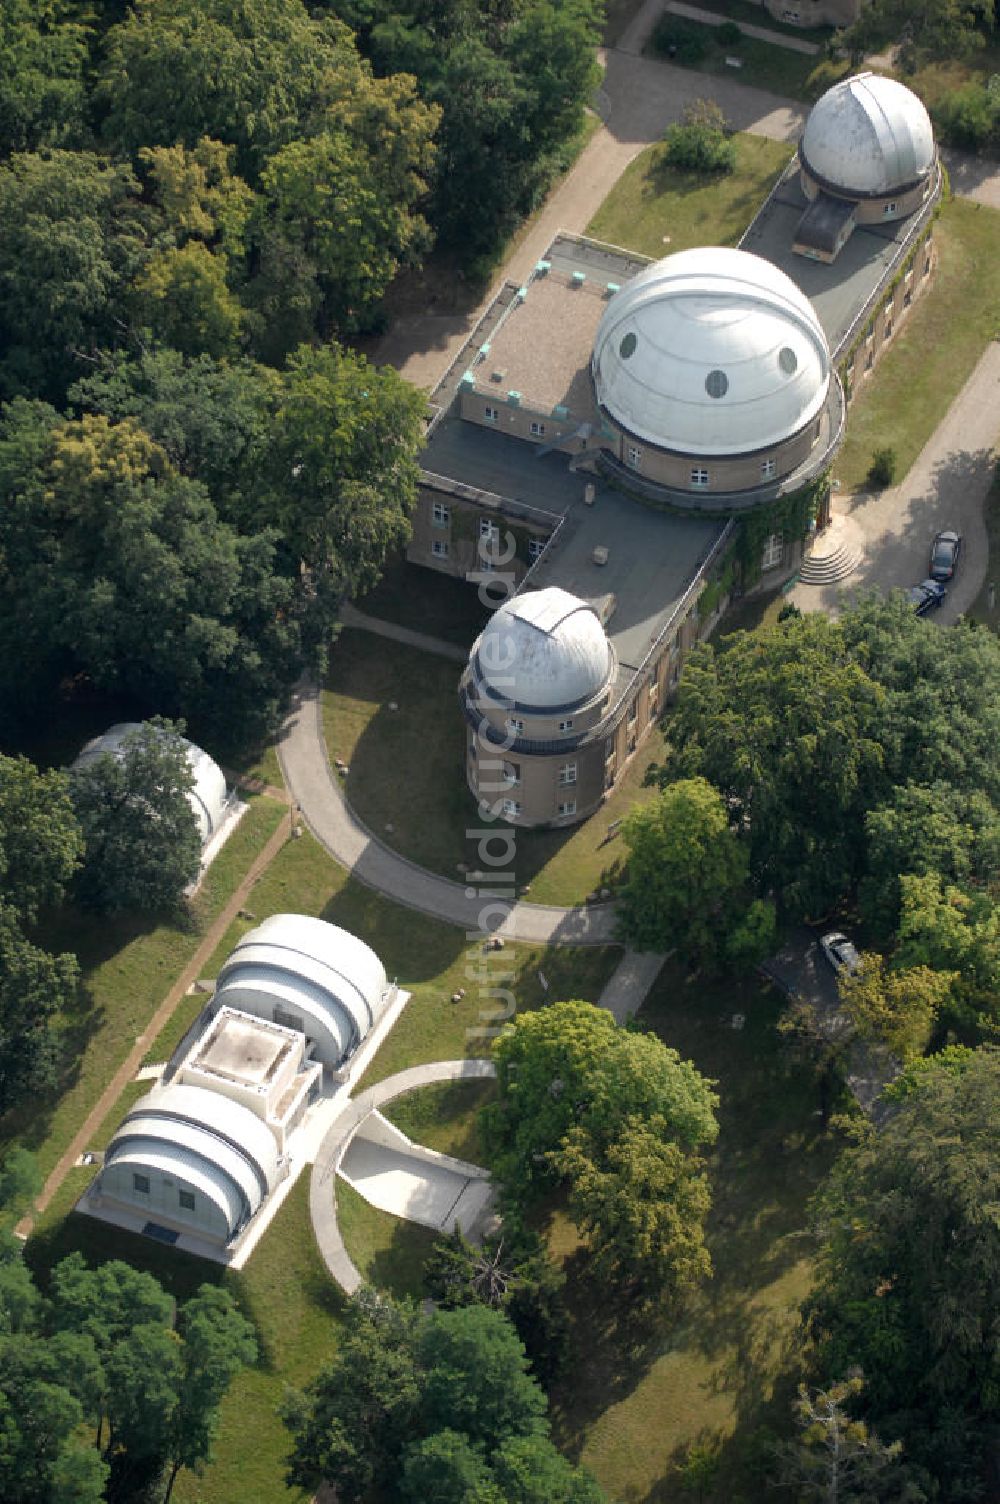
top-left (625, 447), bottom-right (776, 485)
top-left (499, 759), bottom-right (577, 784)
top-left (501, 799), bottom-right (577, 818)
top-left (133, 1172), bottom-right (195, 1211)
top-left (479, 406), bottom-right (548, 437)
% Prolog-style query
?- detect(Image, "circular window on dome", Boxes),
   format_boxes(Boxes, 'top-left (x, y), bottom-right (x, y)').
top-left (778, 346), bottom-right (798, 376)
top-left (705, 369), bottom-right (728, 399)
top-left (619, 332), bottom-right (637, 360)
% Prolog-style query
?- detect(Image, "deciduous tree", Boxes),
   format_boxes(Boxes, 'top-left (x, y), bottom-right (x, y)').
top-left (0, 755), bottom-right (82, 923)
top-left (0, 905), bottom-right (78, 1113)
top-left (838, 955), bottom-right (956, 1061)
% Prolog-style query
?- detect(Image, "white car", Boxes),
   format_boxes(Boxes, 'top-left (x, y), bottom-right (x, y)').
top-left (819, 931), bottom-right (860, 976)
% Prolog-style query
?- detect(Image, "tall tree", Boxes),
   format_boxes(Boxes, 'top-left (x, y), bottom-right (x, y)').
top-left (771, 1378), bottom-right (924, 1502)
top-left (806, 1046), bottom-right (1000, 1498)
top-left (0, 754), bottom-right (82, 924)
top-left (70, 719), bottom-right (203, 914)
top-left (837, 955), bottom-right (956, 1061)
top-left (0, 2), bottom-right (90, 155)
top-left (162, 1286), bottom-right (257, 1502)
top-left (617, 776), bottom-right (749, 960)
top-left (0, 904), bottom-right (79, 1113)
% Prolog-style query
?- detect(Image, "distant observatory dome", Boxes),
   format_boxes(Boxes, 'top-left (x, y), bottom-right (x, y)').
top-left (800, 73), bottom-right (935, 198)
top-left (471, 587), bottom-right (613, 712)
top-left (592, 246), bottom-right (831, 457)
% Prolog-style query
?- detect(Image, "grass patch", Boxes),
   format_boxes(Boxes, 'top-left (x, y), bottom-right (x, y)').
top-left (835, 197), bottom-right (1000, 492)
top-left (0, 797), bottom-right (287, 1181)
top-left (322, 629), bottom-right (662, 905)
top-left (382, 1079), bottom-right (498, 1166)
top-left (646, 20), bottom-right (848, 100)
top-left (550, 963), bottom-right (841, 1502)
top-left (587, 134), bottom-right (794, 260)
top-left (336, 1179), bottom-right (439, 1301)
top-left (712, 585), bottom-right (789, 639)
top-left (906, 45), bottom-right (1000, 117)
top-left (355, 551), bottom-right (493, 648)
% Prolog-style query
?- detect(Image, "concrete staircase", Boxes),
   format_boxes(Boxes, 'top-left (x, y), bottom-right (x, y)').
top-left (797, 514), bottom-right (865, 585)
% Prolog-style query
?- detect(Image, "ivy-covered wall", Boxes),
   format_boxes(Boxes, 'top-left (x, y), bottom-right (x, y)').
top-left (734, 469), bottom-right (830, 588)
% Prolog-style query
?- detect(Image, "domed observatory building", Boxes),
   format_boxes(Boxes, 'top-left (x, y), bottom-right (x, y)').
top-left (460, 587), bottom-right (616, 826)
top-left (591, 246), bottom-right (842, 506)
top-left (795, 73), bottom-right (937, 262)
top-left (73, 722), bottom-right (230, 847)
top-left (212, 914), bottom-right (394, 1067)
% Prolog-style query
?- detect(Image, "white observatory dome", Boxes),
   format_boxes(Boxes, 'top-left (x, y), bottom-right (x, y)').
top-left (592, 246), bottom-right (831, 456)
top-left (472, 588), bottom-right (613, 712)
top-left (800, 73), bottom-right (935, 197)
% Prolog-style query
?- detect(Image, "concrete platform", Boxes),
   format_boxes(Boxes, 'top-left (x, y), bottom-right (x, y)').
top-left (339, 1111), bottom-right (494, 1234)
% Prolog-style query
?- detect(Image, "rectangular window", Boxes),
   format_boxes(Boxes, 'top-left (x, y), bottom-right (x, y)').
top-left (760, 458), bottom-right (777, 480)
top-left (432, 540), bottom-right (449, 559)
top-left (507, 717), bottom-right (524, 736)
top-left (178, 1189), bottom-right (195, 1211)
top-left (133, 1173), bottom-right (150, 1195)
top-left (502, 799), bottom-right (521, 819)
top-left (883, 201), bottom-right (898, 216)
top-left (558, 763), bottom-right (577, 786)
top-left (627, 700), bottom-right (637, 725)
top-left (558, 800), bottom-right (577, 818)
top-left (904, 289), bottom-right (912, 308)
top-left (527, 538), bottom-right (546, 562)
top-left (761, 532), bottom-right (784, 571)
top-left (484, 405), bottom-right (498, 423)
top-left (626, 444), bottom-right (642, 472)
top-left (529, 421), bottom-right (546, 437)
top-left (865, 349), bottom-right (874, 372)
top-left (432, 501), bottom-right (450, 527)
top-left (884, 319), bottom-right (893, 342)
top-left (502, 761), bottom-right (520, 786)
top-left (690, 467), bottom-right (709, 488)
top-left (558, 718), bottom-right (574, 733)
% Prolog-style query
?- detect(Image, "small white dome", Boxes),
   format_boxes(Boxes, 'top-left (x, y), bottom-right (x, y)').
top-left (472, 587), bottom-right (612, 712)
top-left (72, 722), bottom-right (228, 843)
top-left (801, 73), bottom-right (935, 197)
top-left (592, 247), bottom-right (830, 456)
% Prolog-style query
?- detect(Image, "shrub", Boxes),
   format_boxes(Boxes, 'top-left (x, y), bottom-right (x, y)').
top-left (867, 446), bottom-right (897, 488)
top-left (932, 81), bottom-right (1000, 151)
top-left (651, 16), bottom-right (709, 64)
top-left (717, 20), bottom-right (741, 47)
top-left (662, 100), bottom-right (736, 176)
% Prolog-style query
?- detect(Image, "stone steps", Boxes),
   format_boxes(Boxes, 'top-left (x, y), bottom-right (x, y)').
top-left (798, 542), bottom-right (866, 584)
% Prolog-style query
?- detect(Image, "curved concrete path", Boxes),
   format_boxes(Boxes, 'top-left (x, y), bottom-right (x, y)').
top-left (277, 681), bottom-right (617, 945)
top-left (310, 1059), bottom-right (497, 1295)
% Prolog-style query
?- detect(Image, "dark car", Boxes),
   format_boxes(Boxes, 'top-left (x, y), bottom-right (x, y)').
top-left (929, 529), bottom-right (961, 582)
top-left (819, 931), bottom-right (860, 976)
top-left (907, 578), bottom-right (947, 616)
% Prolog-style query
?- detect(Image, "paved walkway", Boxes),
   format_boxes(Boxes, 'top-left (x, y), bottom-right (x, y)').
top-left (18, 799), bottom-right (292, 1238)
top-left (597, 947), bottom-right (669, 1021)
top-left (277, 681), bottom-right (618, 945)
top-left (310, 1059), bottom-right (497, 1295)
top-left (665, 1), bottom-right (821, 53)
top-left (789, 340), bottom-right (1000, 621)
top-left (339, 601), bottom-right (468, 663)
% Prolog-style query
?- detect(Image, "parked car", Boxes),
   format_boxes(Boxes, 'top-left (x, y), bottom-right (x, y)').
top-left (819, 931), bottom-right (860, 976)
top-left (929, 529), bottom-right (961, 582)
top-left (906, 578), bottom-right (947, 616)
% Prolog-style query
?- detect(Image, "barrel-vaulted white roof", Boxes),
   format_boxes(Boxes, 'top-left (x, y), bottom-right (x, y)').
top-left (471, 587), bottom-right (614, 713)
top-left (73, 722), bottom-right (228, 844)
top-left (101, 1082), bottom-right (282, 1239)
top-left (592, 247), bottom-right (831, 456)
top-left (800, 73), bottom-right (935, 197)
top-left (213, 914), bottom-right (390, 1065)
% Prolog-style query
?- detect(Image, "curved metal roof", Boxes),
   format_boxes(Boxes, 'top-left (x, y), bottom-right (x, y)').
top-left (800, 73), bottom-right (935, 197)
top-left (73, 722), bottom-right (228, 843)
top-left (102, 1139), bottom-right (247, 1236)
top-left (592, 247), bottom-right (831, 456)
top-left (215, 915), bottom-right (389, 1050)
top-left (117, 1082), bottom-right (281, 1202)
top-left (471, 587), bottom-right (613, 712)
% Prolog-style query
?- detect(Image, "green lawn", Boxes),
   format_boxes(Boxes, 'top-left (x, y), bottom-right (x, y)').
top-left (322, 628), bottom-right (663, 906)
top-left (587, 134), bottom-right (794, 261)
top-left (645, 21), bottom-right (848, 100)
top-left (0, 797), bottom-right (287, 1182)
top-left (547, 963), bottom-right (842, 1503)
top-left (835, 197), bottom-right (1000, 492)
top-left (382, 1079), bottom-right (498, 1165)
top-left (355, 551), bottom-right (494, 648)
top-left (336, 1180), bottom-right (440, 1300)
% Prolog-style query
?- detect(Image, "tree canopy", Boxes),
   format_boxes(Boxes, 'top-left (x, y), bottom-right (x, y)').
top-left (282, 1291), bottom-right (604, 1503)
top-left (805, 1045), bottom-right (1000, 1499)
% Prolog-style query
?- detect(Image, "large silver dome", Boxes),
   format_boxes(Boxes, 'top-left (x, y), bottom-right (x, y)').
top-left (800, 73), bottom-right (935, 197)
top-left (592, 246), bottom-right (831, 457)
top-left (472, 588), bottom-right (613, 712)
